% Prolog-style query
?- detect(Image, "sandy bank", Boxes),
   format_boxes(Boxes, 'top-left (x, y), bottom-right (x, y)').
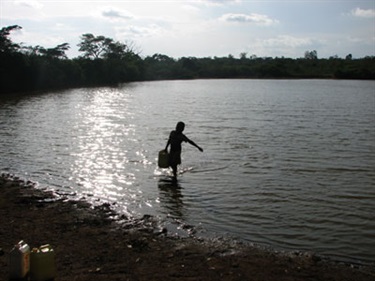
top-left (0, 173), bottom-right (373, 281)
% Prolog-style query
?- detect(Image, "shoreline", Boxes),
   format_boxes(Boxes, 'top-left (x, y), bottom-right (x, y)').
top-left (1, 173), bottom-right (374, 281)
top-left (1, 77), bottom-right (374, 99)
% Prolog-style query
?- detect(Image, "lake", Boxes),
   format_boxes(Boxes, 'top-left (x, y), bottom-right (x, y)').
top-left (0, 79), bottom-right (374, 264)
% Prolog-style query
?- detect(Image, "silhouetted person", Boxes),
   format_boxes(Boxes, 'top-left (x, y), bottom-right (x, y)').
top-left (165, 122), bottom-right (203, 178)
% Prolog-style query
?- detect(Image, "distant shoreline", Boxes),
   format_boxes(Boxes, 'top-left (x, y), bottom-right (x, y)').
top-left (1, 50), bottom-right (374, 95)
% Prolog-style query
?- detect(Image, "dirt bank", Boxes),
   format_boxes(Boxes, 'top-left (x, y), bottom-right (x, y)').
top-left (0, 174), bottom-right (373, 281)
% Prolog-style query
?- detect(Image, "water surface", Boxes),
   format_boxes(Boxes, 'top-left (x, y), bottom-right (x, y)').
top-left (1, 79), bottom-right (374, 264)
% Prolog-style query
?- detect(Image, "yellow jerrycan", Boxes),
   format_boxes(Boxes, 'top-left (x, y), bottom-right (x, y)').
top-left (9, 240), bottom-right (30, 279)
top-left (158, 150), bottom-right (169, 168)
top-left (30, 244), bottom-right (56, 281)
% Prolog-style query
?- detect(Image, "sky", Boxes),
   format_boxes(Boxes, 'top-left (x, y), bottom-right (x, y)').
top-left (1, 0), bottom-right (374, 59)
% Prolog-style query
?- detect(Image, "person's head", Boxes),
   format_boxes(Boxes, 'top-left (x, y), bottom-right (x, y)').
top-left (176, 121), bottom-right (185, 133)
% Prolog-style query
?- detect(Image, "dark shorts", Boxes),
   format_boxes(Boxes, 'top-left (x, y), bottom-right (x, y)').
top-left (169, 151), bottom-right (181, 167)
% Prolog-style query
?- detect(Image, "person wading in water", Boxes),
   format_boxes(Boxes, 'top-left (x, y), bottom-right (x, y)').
top-left (165, 122), bottom-right (203, 179)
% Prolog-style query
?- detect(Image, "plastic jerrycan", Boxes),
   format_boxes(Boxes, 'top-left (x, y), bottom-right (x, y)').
top-left (158, 150), bottom-right (169, 168)
top-left (9, 240), bottom-right (31, 279)
top-left (30, 244), bottom-right (56, 281)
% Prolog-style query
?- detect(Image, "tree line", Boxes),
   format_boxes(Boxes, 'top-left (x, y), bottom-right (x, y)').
top-left (1, 25), bottom-right (374, 95)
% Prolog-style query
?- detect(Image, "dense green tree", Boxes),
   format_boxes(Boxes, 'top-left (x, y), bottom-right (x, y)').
top-left (305, 50), bottom-right (318, 60)
top-left (78, 34), bottom-right (111, 59)
top-left (1, 24), bottom-right (374, 95)
top-left (143, 54), bottom-right (177, 80)
top-left (104, 41), bottom-right (127, 60)
top-left (40, 43), bottom-right (70, 59)
top-left (22, 43), bottom-right (70, 59)
top-left (78, 33), bottom-right (135, 60)
top-left (0, 25), bottom-right (21, 53)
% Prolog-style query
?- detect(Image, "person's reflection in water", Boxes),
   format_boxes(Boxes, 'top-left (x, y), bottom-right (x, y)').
top-left (158, 179), bottom-right (184, 219)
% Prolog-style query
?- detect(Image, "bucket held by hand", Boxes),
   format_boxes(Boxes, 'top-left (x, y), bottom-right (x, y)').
top-left (158, 150), bottom-right (169, 168)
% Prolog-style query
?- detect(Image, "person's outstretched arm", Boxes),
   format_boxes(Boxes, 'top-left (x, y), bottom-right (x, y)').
top-left (187, 138), bottom-right (203, 152)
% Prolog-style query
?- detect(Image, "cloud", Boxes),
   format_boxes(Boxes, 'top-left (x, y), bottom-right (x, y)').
top-left (351, 8), bottom-right (375, 18)
top-left (196, 0), bottom-right (241, 7)
top-left (115, 24), bottom-right (165, 39)
top-left (182, 4), bottom-right (201, 13)
top-left (220, 13), bottom-right (279, 26)
top-left (98, 7), bottom-right (134, 21)
top-left (14, 0), bottom-right (43, 10)
top-left (261, 35), bottom-right (315, 48)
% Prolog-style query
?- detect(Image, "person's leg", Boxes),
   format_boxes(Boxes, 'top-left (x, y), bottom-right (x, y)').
top-left (171, 164), bottom-right (177, 178)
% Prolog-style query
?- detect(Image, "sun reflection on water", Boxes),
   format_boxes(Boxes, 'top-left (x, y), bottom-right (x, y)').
top-left (68, 88), bottom-right (153, 213)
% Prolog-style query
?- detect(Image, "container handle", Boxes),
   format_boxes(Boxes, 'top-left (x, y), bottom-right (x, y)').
top-left (39, 244), bottom-right (52, 252)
